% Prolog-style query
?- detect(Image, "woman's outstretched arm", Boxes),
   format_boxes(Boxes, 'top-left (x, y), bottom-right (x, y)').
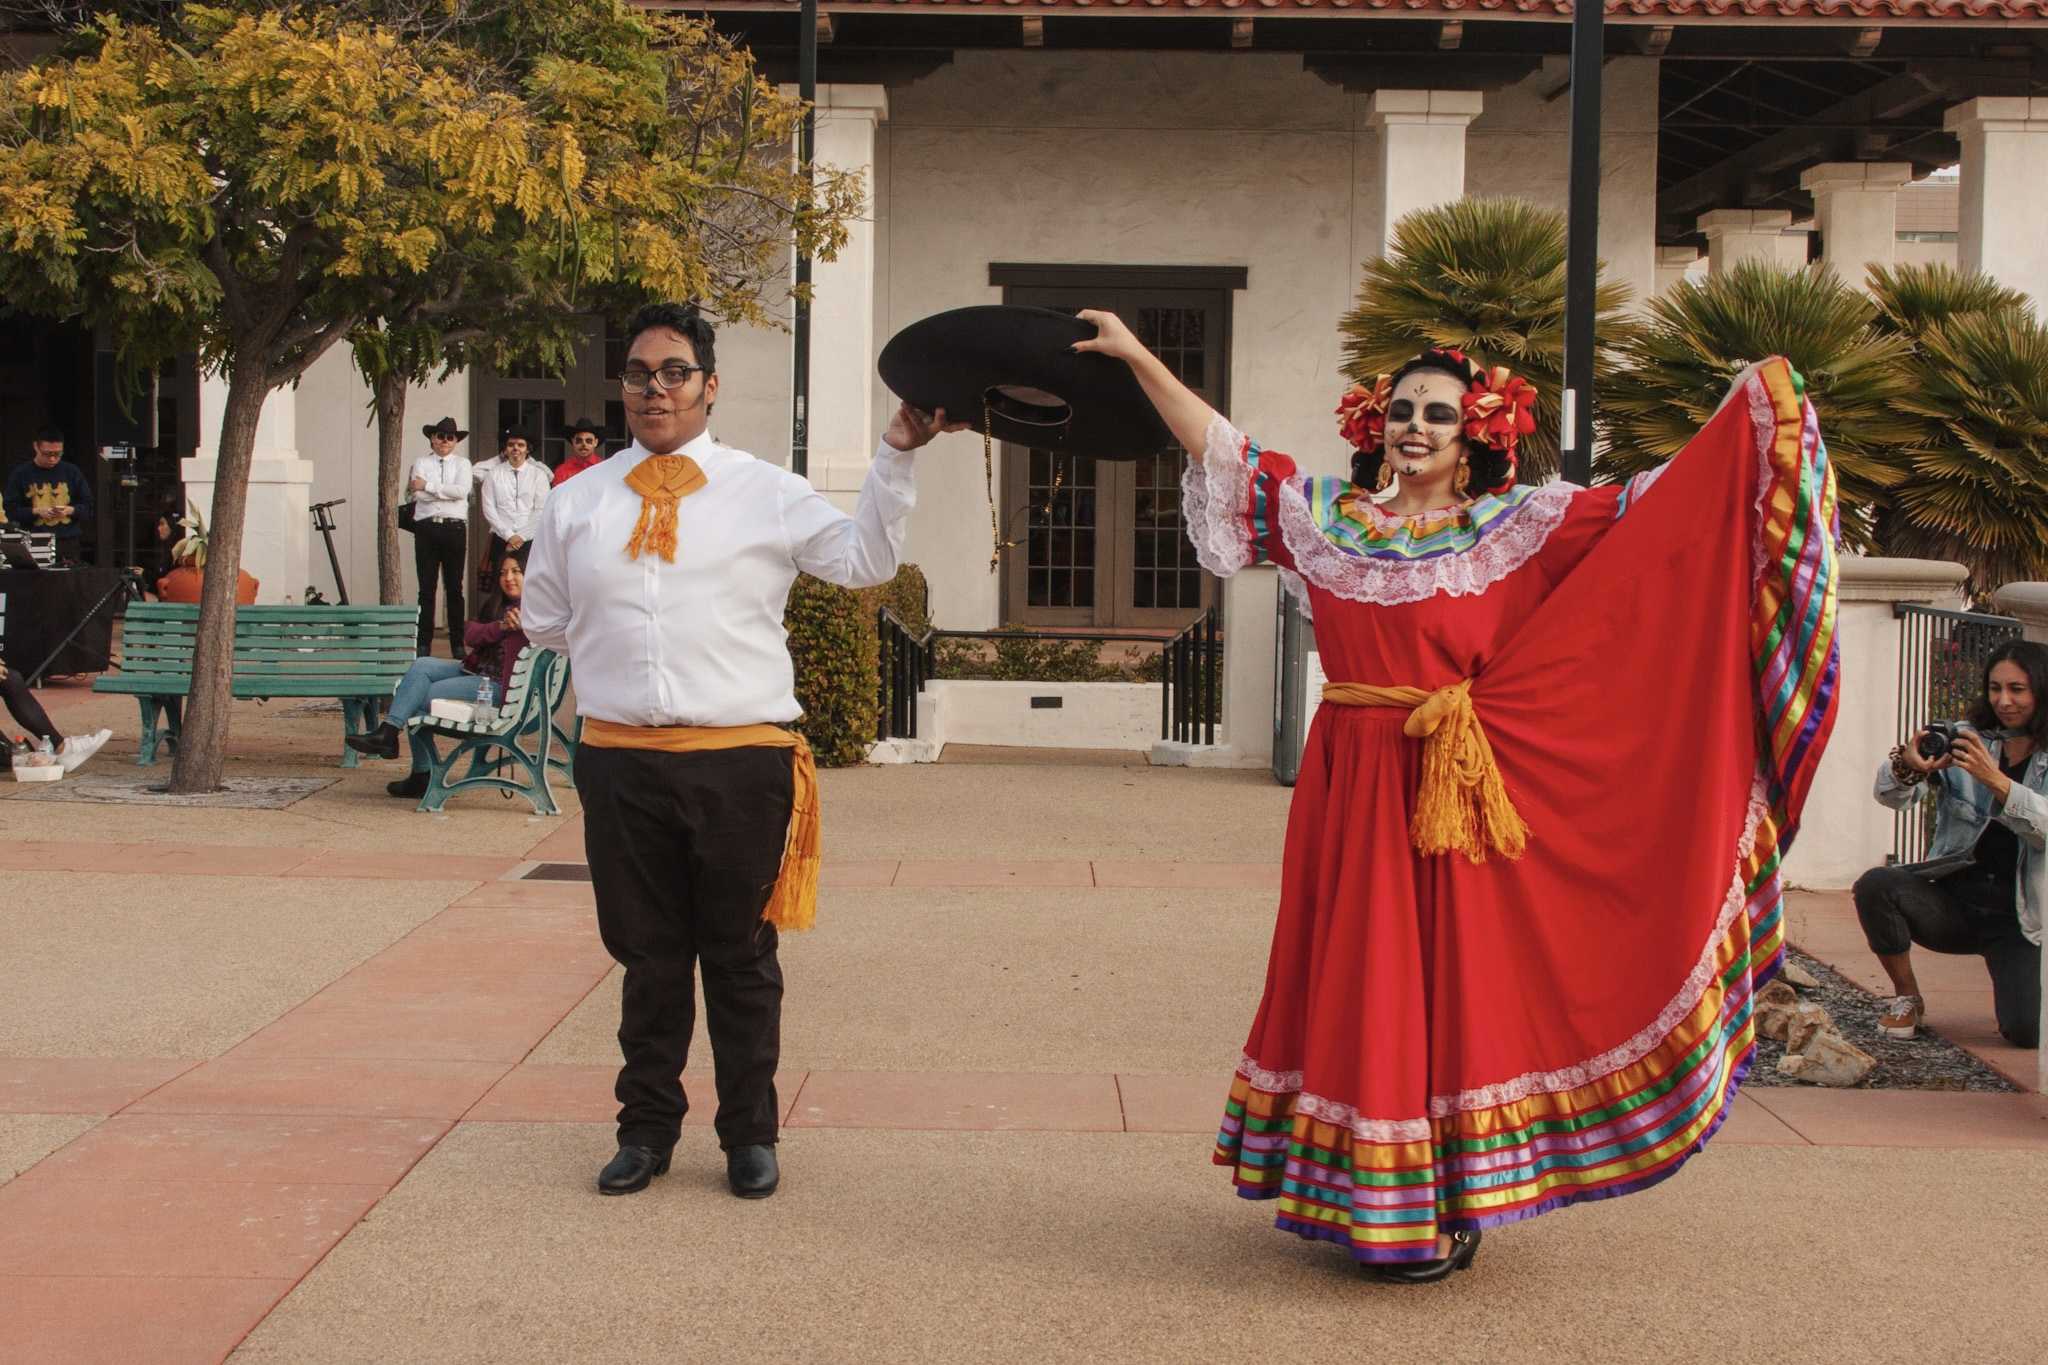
top-left (1072, 309), bottom-right (1223, 462)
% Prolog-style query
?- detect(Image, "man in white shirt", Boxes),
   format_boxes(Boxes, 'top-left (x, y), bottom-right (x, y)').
top-left (407, 417), bottom-right (472, 656)
top-left (479, 427), bottom-right (550, 580)
top-left (523, 302), bottom-right (961, 1200)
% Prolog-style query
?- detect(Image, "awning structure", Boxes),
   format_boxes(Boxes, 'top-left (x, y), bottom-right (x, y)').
top-left (658, 1), bottom-right (2048, 247)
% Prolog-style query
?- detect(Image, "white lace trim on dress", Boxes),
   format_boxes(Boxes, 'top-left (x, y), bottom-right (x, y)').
top-left (1180, 413), bottom-right (1258, 579)
top-left (1275, 478), bottom-right (1576, 608)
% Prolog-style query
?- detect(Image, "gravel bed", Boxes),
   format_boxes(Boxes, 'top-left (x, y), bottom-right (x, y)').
top-left (1746, 946), bottom-right (2018, 1092)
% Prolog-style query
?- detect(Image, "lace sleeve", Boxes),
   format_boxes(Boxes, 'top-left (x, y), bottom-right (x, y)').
top-left (1180, 413), bottom-right (1298, 578)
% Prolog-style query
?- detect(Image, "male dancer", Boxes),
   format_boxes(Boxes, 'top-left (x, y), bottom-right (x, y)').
top-left (523, 302), bottom-right (959, 1198)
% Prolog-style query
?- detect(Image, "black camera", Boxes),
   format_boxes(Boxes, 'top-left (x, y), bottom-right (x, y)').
top-left (1916, 721), bottom-right (1969, 760)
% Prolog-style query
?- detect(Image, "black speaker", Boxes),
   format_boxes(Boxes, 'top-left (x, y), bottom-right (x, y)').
top-left (93, 350), bottom-right (158, 448)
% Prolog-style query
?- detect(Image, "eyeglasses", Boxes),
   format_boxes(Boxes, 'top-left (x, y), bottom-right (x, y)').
top-left (619, 364), bottom-right (708, 394)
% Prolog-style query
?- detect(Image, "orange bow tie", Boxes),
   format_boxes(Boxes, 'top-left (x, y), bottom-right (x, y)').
top-left (623, 454), bottom-right (707, 563)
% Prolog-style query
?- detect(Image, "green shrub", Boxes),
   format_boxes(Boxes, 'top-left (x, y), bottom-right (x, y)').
top-left (859, 562), bottom-right (930, 636)
top-left (785, 573), bottom-right (879, 767)
top-left (933, 629), bottom-right (1127, 682)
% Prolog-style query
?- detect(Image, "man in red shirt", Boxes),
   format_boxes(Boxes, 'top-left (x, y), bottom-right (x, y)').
top-left (552, 417), bottom-right (607, 486)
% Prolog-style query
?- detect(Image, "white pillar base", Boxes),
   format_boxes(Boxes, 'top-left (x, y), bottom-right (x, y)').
top-left (178, 455), bottom-right (317, 605)
top-left (1697, 209), bottom-right (1794, 275)
top-left (1799, 162), bottom-right (1912, 292)
top-left (1944, 98), bottom-right (2048, 312)
top-left (1366, 90), bottom-right (1482, 256)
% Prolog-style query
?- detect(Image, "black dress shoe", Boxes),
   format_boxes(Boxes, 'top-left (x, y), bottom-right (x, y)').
top-left (346, 722), bottom-right (400, 760)
top-left (1372, 1228), bottom-right (1481, 1284)
top-left (726, 1143), bottom-right (779, 1199)
top-left (596, 1144), bottom-right (671, 1196)
top-left (386, 770), bottom-right (430, 799)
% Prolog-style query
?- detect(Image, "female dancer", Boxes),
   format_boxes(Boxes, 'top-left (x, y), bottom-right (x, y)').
top-left (1075, 312), bottom-right (1839, 1282)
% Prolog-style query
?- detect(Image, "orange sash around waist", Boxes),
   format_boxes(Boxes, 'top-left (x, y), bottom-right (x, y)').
top-left (580, 719), bottom-right (820, 931)
top-left (1321, 680), bottom-right (1528, 864)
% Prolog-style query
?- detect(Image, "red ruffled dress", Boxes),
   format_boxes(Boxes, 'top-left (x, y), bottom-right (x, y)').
top-left (1189, 359), bottom-right (1840, 1263)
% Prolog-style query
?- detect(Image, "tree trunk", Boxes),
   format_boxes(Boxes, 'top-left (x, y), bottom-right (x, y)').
top-left (374, 368), bottom-right (408, 604)
top-left (167, 365), bottom-right (271, 794)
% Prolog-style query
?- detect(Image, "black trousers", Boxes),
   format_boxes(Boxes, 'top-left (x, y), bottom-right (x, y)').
top-left (577, 744), bottom-right (794, 1151)
top-left (1853, 864), bottom-right (2041, 1047)
top-left (411, 518), bottom-right (466, 655)
top-left (0, 654), bottom-right (62, 769)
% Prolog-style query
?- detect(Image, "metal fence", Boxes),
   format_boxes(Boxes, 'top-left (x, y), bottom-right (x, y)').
top-left (871, 612), bottom-right (1223, 746)
top-left (1891, 603), bottom-right (2023, 863)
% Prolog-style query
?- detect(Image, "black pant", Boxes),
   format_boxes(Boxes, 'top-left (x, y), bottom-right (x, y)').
top-left (0, 654), bottom-right (61, 769)
top-left (577, 744), bottom-right (795, 1151)
top-left (1853, 864), bottom-right (2041, 1047)
top-left (411, 518), bottom-right (466, 655)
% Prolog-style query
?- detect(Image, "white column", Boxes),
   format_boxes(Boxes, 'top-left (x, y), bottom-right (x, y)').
top-left (1799, 161), bottom-right (1912, 292)
top-left (1944, 98), bottom-right (2048, 311)
top-left (182, 373), bottom-right (314, 604)
top-left (1366, 90), bottom-right (1482, 256)
top-left (1782, 557), bottom-right (1967, 893)
top-left (806, 84), bottom-right (888, 499)
top-left (1696, 209), bottom-right (1793, 275)
top-left (1655, 245), bottom-right (1702, 295)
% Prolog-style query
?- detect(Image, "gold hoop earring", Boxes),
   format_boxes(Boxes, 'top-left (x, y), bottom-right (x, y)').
top-left (1456, 450), bottom-right (1473, 499)
top-left (1373, 457), bottom-right (1394, 493)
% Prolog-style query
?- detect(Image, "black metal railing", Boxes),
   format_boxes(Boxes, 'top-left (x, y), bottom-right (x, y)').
top-left (876, 607), bottom-right (933, 742)
top-left (1162, 607), bottom-right (1221, 745)
top-left (872, 611), bottom-right (1225, 746)
top-left (1892, 603), bottom-right (2023, 862)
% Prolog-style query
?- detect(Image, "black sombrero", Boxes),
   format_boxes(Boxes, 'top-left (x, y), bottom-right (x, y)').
top-left (877, 305), bottom-right (1172, 458)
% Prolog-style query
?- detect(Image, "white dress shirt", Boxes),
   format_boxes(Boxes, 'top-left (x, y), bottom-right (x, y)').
top-left (481, 458), bottom-right (550, 543)
top-left (522, 430), bottom-right (916, 728)
top-left (408, 452), bottom-right (472, 521)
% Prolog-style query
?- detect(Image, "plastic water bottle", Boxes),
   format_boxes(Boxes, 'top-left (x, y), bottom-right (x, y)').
top-left (470, 675), bottom-right (497, 727)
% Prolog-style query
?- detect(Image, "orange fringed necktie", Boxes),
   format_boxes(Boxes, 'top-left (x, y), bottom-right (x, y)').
top-left (623, 454), bottom-right (707, 563)
top-left (579, 719), bottom-right (822, 932)
top-left (1321, 679), bottom-right (1529, 864)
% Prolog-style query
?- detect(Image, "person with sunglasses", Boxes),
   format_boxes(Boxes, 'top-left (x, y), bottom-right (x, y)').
top-left (521, 302), bottom-right (962, 1204)
top-left (554, 417), bottom-right (609, 486)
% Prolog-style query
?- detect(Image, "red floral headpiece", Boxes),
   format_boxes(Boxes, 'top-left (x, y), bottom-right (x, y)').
top-left (1335, 374), bottom-right (1394, 454)
top-left (1462, 365), bottom-right (1539, 494)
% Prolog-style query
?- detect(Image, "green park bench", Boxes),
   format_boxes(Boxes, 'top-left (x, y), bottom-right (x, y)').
top-left (93, 603), bottom-right (419, 767)
top-left (406, 645), bottom-right (578, 816)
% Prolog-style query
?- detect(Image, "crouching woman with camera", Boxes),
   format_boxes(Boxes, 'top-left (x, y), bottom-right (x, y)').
top-left (1855, 641), bottom-right (2048, 1047)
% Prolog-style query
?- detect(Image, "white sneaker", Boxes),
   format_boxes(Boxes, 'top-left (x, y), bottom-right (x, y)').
top-left (58, 729), bottom-right (112, 774)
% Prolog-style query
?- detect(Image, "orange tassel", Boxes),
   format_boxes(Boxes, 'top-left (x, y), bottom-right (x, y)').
top-left (622, 454), bottom-right (707, 563)
top-left (1320, 679), bottom-right (1528, 864)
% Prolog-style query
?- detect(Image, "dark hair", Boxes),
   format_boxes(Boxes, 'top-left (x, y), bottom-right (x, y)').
top-left (470, 555), bottom-right (527, 675)
top-left (1348, 348), bottom-right (1513, 495)
top-left (30, 425), bottom-right (64, 447)
top-left (1969, 641), bottom-right (2048, 748)
top-left (624, 302), bottom-right (716, 376)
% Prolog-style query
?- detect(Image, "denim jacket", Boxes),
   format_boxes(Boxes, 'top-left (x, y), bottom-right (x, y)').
top-left (1874, 736), bottom-right (2048, 946)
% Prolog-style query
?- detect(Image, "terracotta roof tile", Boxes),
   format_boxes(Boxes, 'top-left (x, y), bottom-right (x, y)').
top-left (694, 0), bottom-right (2047, 16)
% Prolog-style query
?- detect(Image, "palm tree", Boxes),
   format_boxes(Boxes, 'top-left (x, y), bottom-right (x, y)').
top-left (1597, 262), bottom-right (1916, 550)
top-left (1867, 264), bottom-right (2048, 592)
top-left (1338, 197), bottom-right (1631, 483)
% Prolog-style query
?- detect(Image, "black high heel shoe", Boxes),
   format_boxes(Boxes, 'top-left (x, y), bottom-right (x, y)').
top-left (1371, 1228), bottom-right (1481, 1284)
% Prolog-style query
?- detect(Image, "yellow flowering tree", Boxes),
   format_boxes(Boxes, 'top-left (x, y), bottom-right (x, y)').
top-left (0, 3), bottom-right (859, 790)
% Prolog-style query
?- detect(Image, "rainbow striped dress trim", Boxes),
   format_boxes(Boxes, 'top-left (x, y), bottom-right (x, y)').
top-left (1211, 360), bottom-right (1842, 1263)
top-left (1299, 476), bottom-right (1542, 562)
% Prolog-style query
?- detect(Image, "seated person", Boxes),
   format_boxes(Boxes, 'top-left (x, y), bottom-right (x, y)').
top-left (1, 653), bottom-right (110, 772)
top-left (346, 555), bottom-right (531, 798)
top-left (1857, 640), bottom-right (2048, 1048)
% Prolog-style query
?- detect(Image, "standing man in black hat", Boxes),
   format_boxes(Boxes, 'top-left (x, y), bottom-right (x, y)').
top-left (553, 417), bottom-right (608, 486)
top-left (522, 302), bottom-right (961, 1201)
top-left (407, 416), bottom-right (471, 656)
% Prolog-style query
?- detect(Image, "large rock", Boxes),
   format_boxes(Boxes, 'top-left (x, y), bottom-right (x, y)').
top-left (1786, 1001), bottom-right (1832, 1055)
top-left (1780, 960), bottom-right (1821, 990)
top-left (1777, 1030), bottom-right (1877, 1087)
top-left (1753, 980), bottom-right (1802, 1042)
